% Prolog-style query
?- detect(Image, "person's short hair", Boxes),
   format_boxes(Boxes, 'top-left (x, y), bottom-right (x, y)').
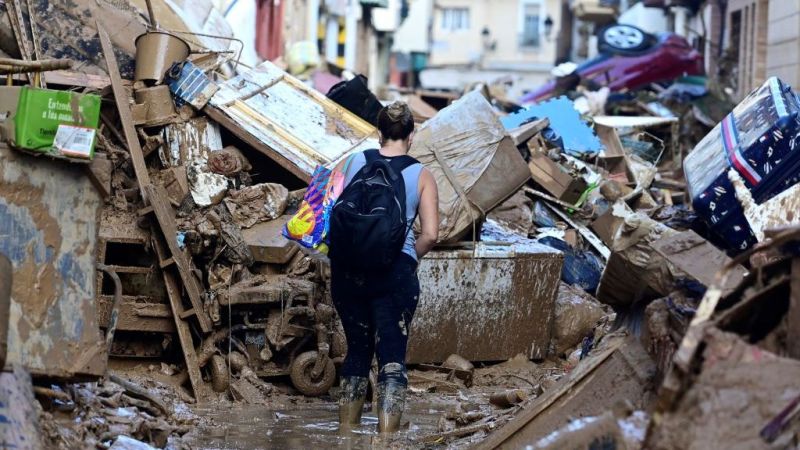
top-left (377, 102), bottom-right (414, 142)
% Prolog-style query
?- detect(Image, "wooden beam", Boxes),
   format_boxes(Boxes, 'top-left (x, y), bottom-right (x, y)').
top-left (43, 70), bottom-right (110, 90)
top-left (507, 118), bottom-right (549, 147)
top-left (474, 341), bottom-right (622, 449)
top-left (543, 201), bottom-right (611, 260)
top-left (96, 22), bottom-right (151, 200)
top-left (0, 58), bottom-right (72, 74)
top-left (523, 186), bottom-right (579, 210)
top-left (96, 296), bottom-right (176, 334)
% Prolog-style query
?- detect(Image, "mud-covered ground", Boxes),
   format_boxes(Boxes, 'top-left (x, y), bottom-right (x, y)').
top-left (183, 355), bottom-right (568, 449)
top-left (40, 355), bottom-right (570, 449)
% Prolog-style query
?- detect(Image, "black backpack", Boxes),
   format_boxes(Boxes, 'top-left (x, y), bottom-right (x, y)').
top-left (328, 150), bottom-right (418, 272)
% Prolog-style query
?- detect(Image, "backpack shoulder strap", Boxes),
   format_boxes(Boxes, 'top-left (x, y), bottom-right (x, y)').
top-left (389, 155), bottom-right (419, 174)
top-left (363, 149), bottom-right (380, 164)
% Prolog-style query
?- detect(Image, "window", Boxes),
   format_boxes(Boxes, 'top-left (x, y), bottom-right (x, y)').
top-left (520, 3), bottom-right (540, 48)
top-left (441, 7), bottom-right (470, 32)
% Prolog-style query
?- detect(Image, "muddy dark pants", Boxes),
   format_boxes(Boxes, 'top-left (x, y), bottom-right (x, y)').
top-left (331, 253), bottom-right (420, 386)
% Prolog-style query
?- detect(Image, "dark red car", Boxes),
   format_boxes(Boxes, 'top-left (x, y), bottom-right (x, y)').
top-left (520, 24), bottom-right (703, 105)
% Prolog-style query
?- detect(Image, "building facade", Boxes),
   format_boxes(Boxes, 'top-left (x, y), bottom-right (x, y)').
top-left (714, 0), bottom-right (800, 100)
top-left (402, 0), bottom-right (562, 91)
top-left (429, 0), bottom-right (561, 69)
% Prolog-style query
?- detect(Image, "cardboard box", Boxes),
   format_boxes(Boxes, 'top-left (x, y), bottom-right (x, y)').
top-left (591, 200), bottom-right (632, 246)
top-left (528, 152), bottom-right (587, 204)
top-left (13, 87), bottom-right (101, 159)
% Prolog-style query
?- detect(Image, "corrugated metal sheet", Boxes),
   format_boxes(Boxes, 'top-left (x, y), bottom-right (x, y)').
top-left (208, 62), bottom-right (379, 180)
top-left (407, 242), bottom-right (564, 363)
top-left (0, 144), bottom-right (105, 379)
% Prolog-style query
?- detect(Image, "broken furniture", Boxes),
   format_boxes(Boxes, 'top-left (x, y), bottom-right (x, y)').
top-left (528, 150), bottom-right (588, 205)
top-left (206, 61), bottom-right (379, 182)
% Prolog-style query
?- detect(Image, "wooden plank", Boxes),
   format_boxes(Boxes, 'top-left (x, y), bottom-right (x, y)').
top-left (96, 296), bottom-right (176, 333)
top-left (543, 201), bottom-right (611, 260)
top-left (159, 257), bottom-right (175, 268)
top-left (507, 118), bottom-right (549, 146)
top-left (44, 70), bottom-right (110, 89)
top-left (99, 265), bottom-right (154, 274)
top-left (5, 2), bottom-right (27, 63)
top-left (145, 184), bottom-right (212, 333)
top-left (715, 275), bottom-right (791, 329)
top-left (204, 105), bottom-right (310, 182)
top-left (789, 258), bottom-right (800, 359)
top-left (523, 186), bottom-right (580, 210)
top-left (159, 261), bottom-right (208, 401)
top-left (97, 22), bottom-right (151, 200)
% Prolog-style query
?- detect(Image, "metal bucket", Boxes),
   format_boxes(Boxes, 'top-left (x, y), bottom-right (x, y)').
top-left (134, 31), bottom-right (190, 83)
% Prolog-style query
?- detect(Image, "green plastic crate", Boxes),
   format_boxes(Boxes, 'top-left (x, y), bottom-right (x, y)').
top-left (14, 86), bottom-right (101, 159)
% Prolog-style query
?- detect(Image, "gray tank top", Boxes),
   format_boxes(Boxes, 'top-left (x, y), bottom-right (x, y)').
top-left (343, 151), bottom-right (423, 261)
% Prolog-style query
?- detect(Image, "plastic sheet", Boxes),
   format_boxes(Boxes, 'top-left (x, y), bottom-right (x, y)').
top-left (538, 237), bottom-right (603, 294)
top-left (503, 96), bottom-right (603, 157)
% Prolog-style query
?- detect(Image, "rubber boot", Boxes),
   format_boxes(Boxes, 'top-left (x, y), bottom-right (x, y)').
top-left (377, 379), bottom-right (407, 434)
top-left (338, 376), bottom-right (368, 428)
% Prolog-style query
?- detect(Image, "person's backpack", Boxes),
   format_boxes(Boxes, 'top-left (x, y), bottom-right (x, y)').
top-left (328, 150), bottom-right (418, 272)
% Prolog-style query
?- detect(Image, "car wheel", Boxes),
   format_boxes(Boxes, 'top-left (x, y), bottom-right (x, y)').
top-left (599, 24), bottom-right (652, 53)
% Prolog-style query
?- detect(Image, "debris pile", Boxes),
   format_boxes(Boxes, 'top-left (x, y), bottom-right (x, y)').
top-left (2, 2), bottom-right (800, 449)
top-left (37, 374), bottom-right (201, 450)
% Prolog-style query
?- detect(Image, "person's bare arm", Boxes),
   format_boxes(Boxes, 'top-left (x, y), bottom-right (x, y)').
top-left (415, 169), bottom-right (439, 259)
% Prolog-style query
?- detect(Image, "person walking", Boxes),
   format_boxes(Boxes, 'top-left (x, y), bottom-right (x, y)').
top-left (327, 102), bottom-right (439, 433)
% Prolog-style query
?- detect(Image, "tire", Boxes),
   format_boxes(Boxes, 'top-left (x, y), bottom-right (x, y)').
top-left (290, 351), bottom-right (336, 397)
top-left (209, 354), bottom-right (230, 393)
top-left (598, 24), bottom-right (653, 54)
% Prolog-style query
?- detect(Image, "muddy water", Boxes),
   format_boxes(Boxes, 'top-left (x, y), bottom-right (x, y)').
top-left (186, 397), bottom-right (455, 449)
